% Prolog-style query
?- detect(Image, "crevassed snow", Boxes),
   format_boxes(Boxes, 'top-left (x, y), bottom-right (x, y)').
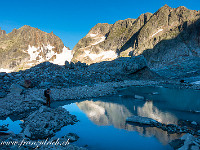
top-left (92, 36), bottom-right (106, 45)
top-left (84, 50), bottom-right (118, 60)
top-left (52, 46), bottom-right (73, 65)
top-left (0, 68), bottom-right (13, 73)
top-left (89, 34), bottom-right (97, 37)
top-left (151, 29), bottom-right (163, 37)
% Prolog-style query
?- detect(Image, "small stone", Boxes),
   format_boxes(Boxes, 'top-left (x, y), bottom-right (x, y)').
top-left (191, 121), bottom-right (197, 125)
top-left (0, 90), bottom-right (7, 98)
top-left (135, 95), bottom-right (145, 100)
top-left (152, 92), bottom-right (159, 95)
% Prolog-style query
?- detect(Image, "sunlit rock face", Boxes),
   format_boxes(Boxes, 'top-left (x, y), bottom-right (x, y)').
top-left (72, 16), bottom-right (151, 64)
top-left (0, 25), bottom-right (72, 72)
top-left (72, 23), bottom-right (118, 64)
top-left (76, 99), bottom-right (181, 145)
top-left (0, 27), bottom-right (6, 36)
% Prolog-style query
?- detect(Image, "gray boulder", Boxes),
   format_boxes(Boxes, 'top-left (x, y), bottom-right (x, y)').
top-left (126, 116), bottom-right (158, 125)
top-left (0, 125), bottom-right (9, 131)
top-left (134, 95), bottom-right (145, 100)
top-left (170, 134), bottom-right (200, 150)
top-left (0, 90), bottom-right (7, 98)
top-left (122, 55), bottom-right (147, 74)
top-left (39, 81), bottom-right (51, 88)
top-left (21, 106), bottom-right (77, 139)
top-left (0, 72), bottom-right (7, 78)
top-left (10, 84), bottom-right (24, 96)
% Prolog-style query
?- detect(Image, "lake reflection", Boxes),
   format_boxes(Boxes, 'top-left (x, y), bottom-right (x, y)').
top-left (76, 98), bottom-right (180, 145)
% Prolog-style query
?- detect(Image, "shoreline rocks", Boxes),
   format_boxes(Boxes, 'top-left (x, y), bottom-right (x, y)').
top-left (170, 134), bottom-right (200, 150)
top-left (20, 106), bottom-right (78, 139)
top-left (126, 116), bottom-right (157, 125)
top-left (126, 116), bottom-right (200, 136)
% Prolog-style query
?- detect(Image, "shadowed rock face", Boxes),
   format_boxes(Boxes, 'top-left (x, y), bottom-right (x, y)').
top-left (73, 5), bottom-right (200, 74)
top-left (0, 25), bottom-right (71, 71)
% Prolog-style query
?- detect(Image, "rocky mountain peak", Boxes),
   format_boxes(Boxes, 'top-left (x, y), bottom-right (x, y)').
top-left (72, 5), bottom-right (200, 78)
top-left (0, 27), bottom-right (6, 36)
top-left (72, 12), bottom-right (153, 64)
top-left (0, 26), bottom-right (72, 72)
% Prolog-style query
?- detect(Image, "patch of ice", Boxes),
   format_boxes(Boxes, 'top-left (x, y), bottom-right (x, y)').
top-left (52, 46), bottom-right (73, 65)
top-left (0, 68), bottom-right (13, 73)
top-left (152, 29), bottom-right (163, 37)
top-left (89, 34), bottom-right (97, 37)
top-left (84, 50), bottom-right (118, 61)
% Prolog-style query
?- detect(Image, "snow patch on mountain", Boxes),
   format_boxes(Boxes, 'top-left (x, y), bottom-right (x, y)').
top-left (26, 45), bottom-right (73, 66)
top-left (89, 34), bottom-right (97, 37)
top-left (152, 29), bottom-right (163, 37)
top-left (52, 47), bottom-right (73, 65)
top-left (92, 36), bottom-right (106, 45)
top-left (27, 45), bottom-right (41, 62)
top-left (0, 68), bottom-right (13, 73)
top-left (84, 50), bottom-right (118, 60)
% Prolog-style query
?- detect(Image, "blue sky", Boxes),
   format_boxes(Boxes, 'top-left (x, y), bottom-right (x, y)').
top-left (0, 0), bottom-right (199, 49)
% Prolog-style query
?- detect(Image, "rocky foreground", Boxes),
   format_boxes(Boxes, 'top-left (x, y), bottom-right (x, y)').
top-left (1, 56), bottom-right (200, 149)
top-left (0, 56), bottom-right (150, 149)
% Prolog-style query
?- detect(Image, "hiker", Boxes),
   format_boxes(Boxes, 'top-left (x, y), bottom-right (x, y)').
top-left (44, 88), bottom-right (51, 107)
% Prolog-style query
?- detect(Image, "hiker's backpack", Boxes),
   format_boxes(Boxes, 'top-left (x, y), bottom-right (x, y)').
top-left (44, 90), bottom-right (47, 97)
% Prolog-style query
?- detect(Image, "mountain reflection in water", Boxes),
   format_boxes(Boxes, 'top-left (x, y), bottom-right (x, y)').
top-left (76, 98), bottom-right (180, 145)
